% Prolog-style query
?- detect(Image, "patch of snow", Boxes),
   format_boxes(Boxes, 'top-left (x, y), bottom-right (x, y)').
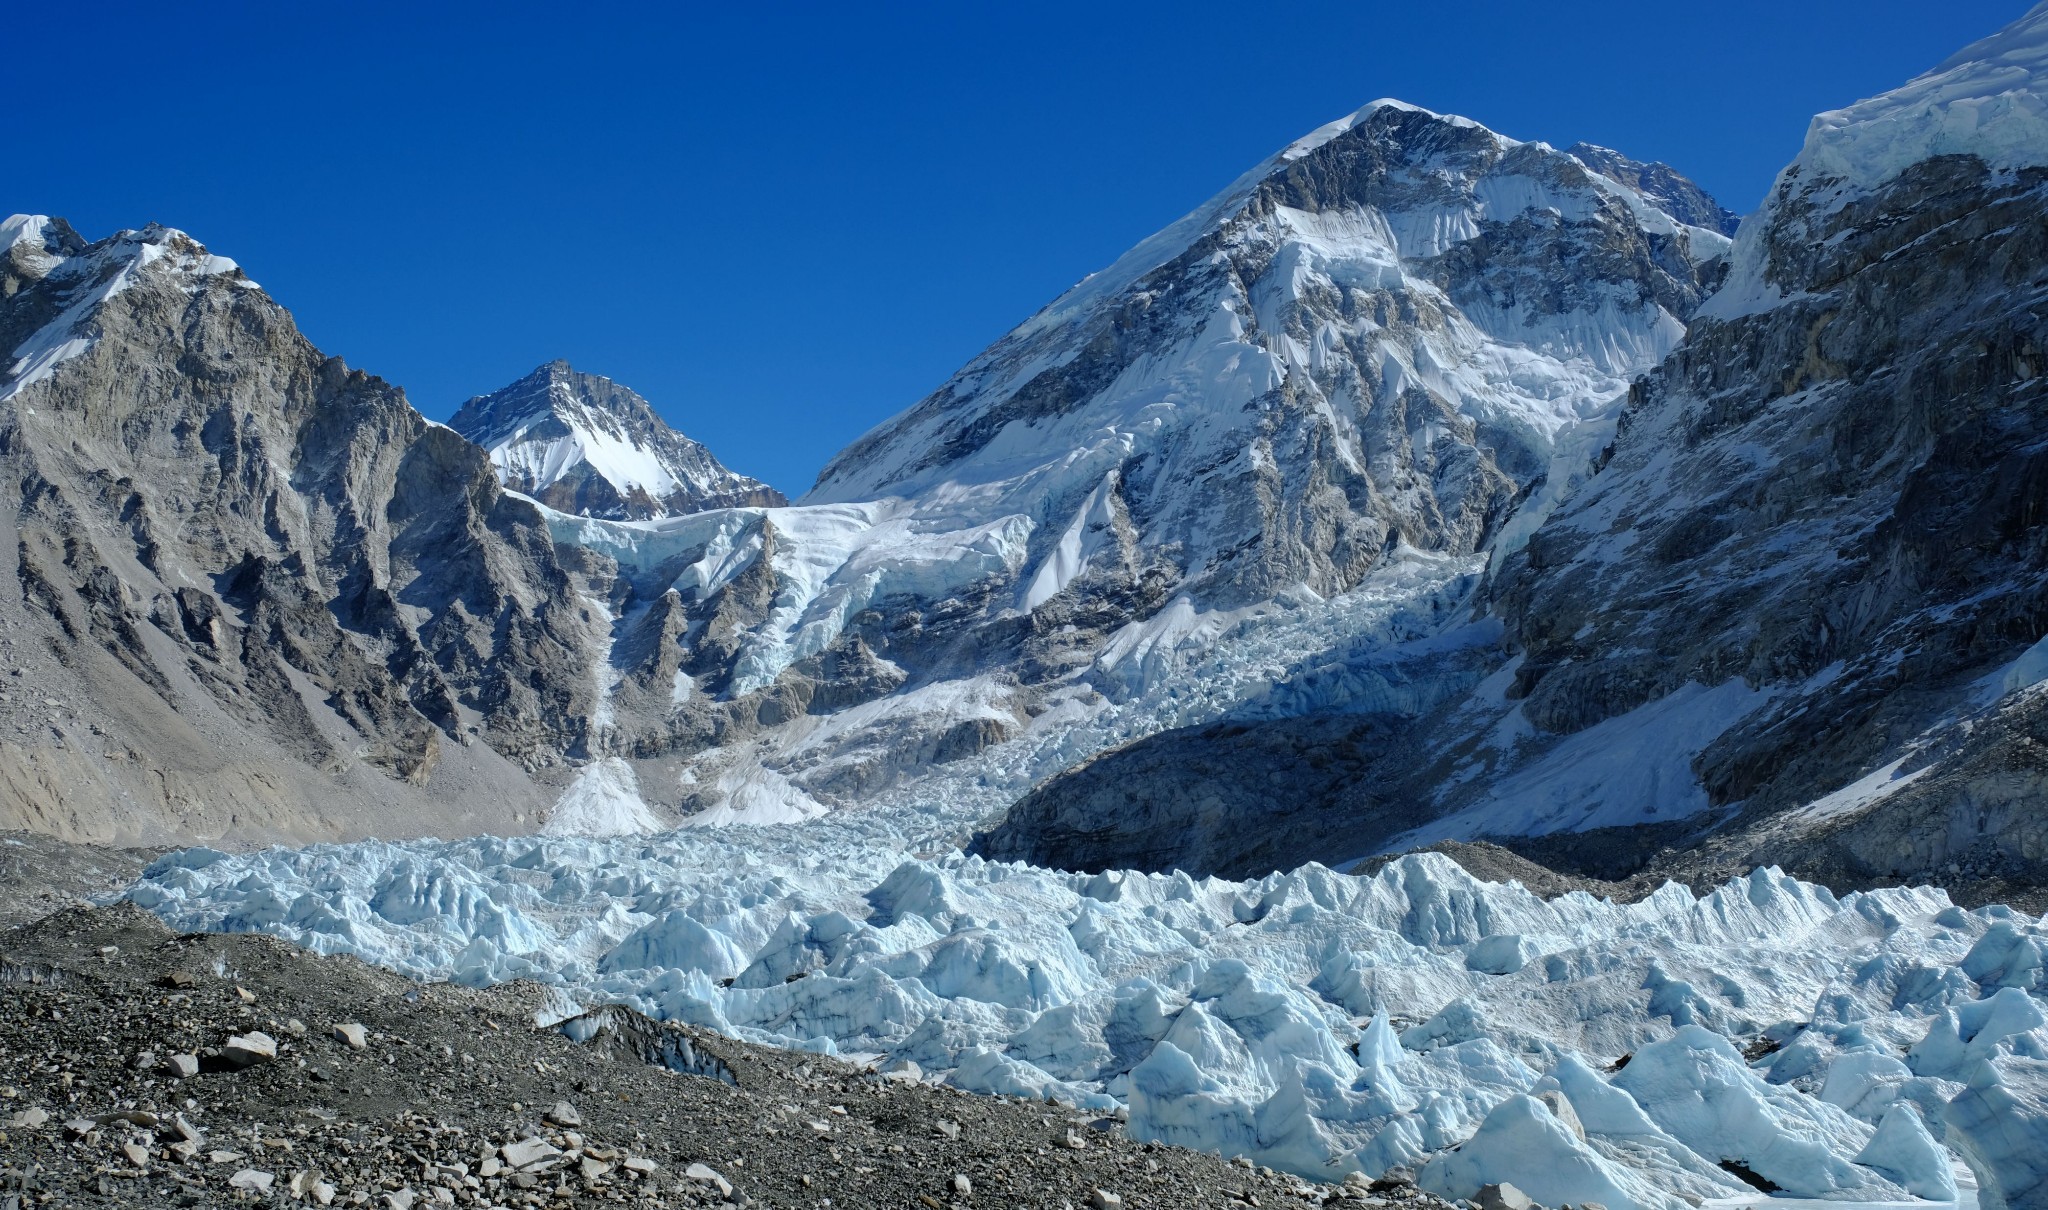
top-left (542, 759), bottom-right (663, 838)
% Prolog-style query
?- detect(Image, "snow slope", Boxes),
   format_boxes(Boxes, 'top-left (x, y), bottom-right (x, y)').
top-left (1803, 1), bottom-right (2048, 196)
top-left (128, 839), bottom-right (2048, 1201)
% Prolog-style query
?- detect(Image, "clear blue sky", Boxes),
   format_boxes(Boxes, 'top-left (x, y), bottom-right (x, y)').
top-left (15, 1), bottom-right (2027, 494)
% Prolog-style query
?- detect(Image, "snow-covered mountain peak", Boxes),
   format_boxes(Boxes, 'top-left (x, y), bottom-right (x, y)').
top-left (1800, 1), bottom-right (2048, 196)
top-left (448, 360), bottom-right (784, 519)
top-left (807, 99), bottom-right (1732, 549)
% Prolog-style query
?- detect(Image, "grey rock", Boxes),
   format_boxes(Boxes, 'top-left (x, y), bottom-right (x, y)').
top-left (1534, 1089), bottom-right (1584, 1141)
top-left (1567, 143), bottom-right (1742, 236)
top-left (0, 221), bottom-right (591, 845)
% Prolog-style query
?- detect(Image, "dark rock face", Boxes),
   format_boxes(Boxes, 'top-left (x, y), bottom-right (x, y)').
top-left (1484, 149), bottom-right (2048, 891)
top-left (1496, 153), bottom-right (2048, 815)
top-left (975, 713), bottom-right (1411, 878)
top-left (450, 360), bottom-right (784, 519)
top-left (0, 221), bottom-right (592, 843)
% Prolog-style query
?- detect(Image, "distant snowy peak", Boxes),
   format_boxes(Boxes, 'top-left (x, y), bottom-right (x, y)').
top-left (449, 360), bottom-right (784, 519)
top-left (1565, 143), bottom-right (1742, 235)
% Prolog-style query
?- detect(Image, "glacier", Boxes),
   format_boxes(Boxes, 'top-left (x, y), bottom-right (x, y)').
top-left (127, 825), bottom-right (2048, 1204)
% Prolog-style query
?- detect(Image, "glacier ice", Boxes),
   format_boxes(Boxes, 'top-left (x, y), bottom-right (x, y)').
top-left (126, 828), bottom-right (2048, 1197)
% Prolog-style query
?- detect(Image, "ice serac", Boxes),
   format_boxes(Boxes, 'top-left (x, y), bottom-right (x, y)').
top-left (449, 360), bottom-right (784, 519)
top-left (987, 4), bottom-right (2048, 889)
top-left (0, 217), bottom-right (599, 845)
top-left (127, 838), bottom-right (2048, 1198)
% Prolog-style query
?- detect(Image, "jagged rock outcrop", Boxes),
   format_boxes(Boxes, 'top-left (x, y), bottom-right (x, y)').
top-left (450, 360), bottom-right (783, 519)
top-left (0, 216), bottom-right (598, 844)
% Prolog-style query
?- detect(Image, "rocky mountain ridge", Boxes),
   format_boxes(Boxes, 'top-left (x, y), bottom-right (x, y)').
top-left (0, 85), bottom-right (1767, 849)
top-left (516, 97), bottom-right (1736, 830)
top-left (0, 215), bottom-right (598, 843)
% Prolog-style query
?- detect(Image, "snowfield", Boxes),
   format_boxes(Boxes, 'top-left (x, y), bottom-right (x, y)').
top-left (128, 834), bottom-right (2047, 1206)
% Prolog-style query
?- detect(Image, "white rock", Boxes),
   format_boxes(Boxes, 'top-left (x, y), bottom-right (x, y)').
top-left (332, 1023), bottom-right (368, 1050)
top-left (500, 1137), bottom-right (561, 1169)
top-left (228, 1168), bottom-right (274, 1193)
top-left (221, 1031), bottom-right (277, 1067)
top-left (685, 1162), bottom-right (733, 1197)
top-left (952, 1173), bottom-right (973, 1195)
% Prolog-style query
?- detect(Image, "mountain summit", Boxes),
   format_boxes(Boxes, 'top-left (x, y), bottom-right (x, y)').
top-left (450, 360), bottom-right (783, 519)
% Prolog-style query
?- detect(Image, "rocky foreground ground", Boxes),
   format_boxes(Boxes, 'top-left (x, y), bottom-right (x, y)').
top-left (0, 902), bottom-right (1461, 1210)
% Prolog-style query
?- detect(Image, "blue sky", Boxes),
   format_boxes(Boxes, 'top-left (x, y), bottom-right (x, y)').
top-left (16, 1), bottom-right (2027, 494)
